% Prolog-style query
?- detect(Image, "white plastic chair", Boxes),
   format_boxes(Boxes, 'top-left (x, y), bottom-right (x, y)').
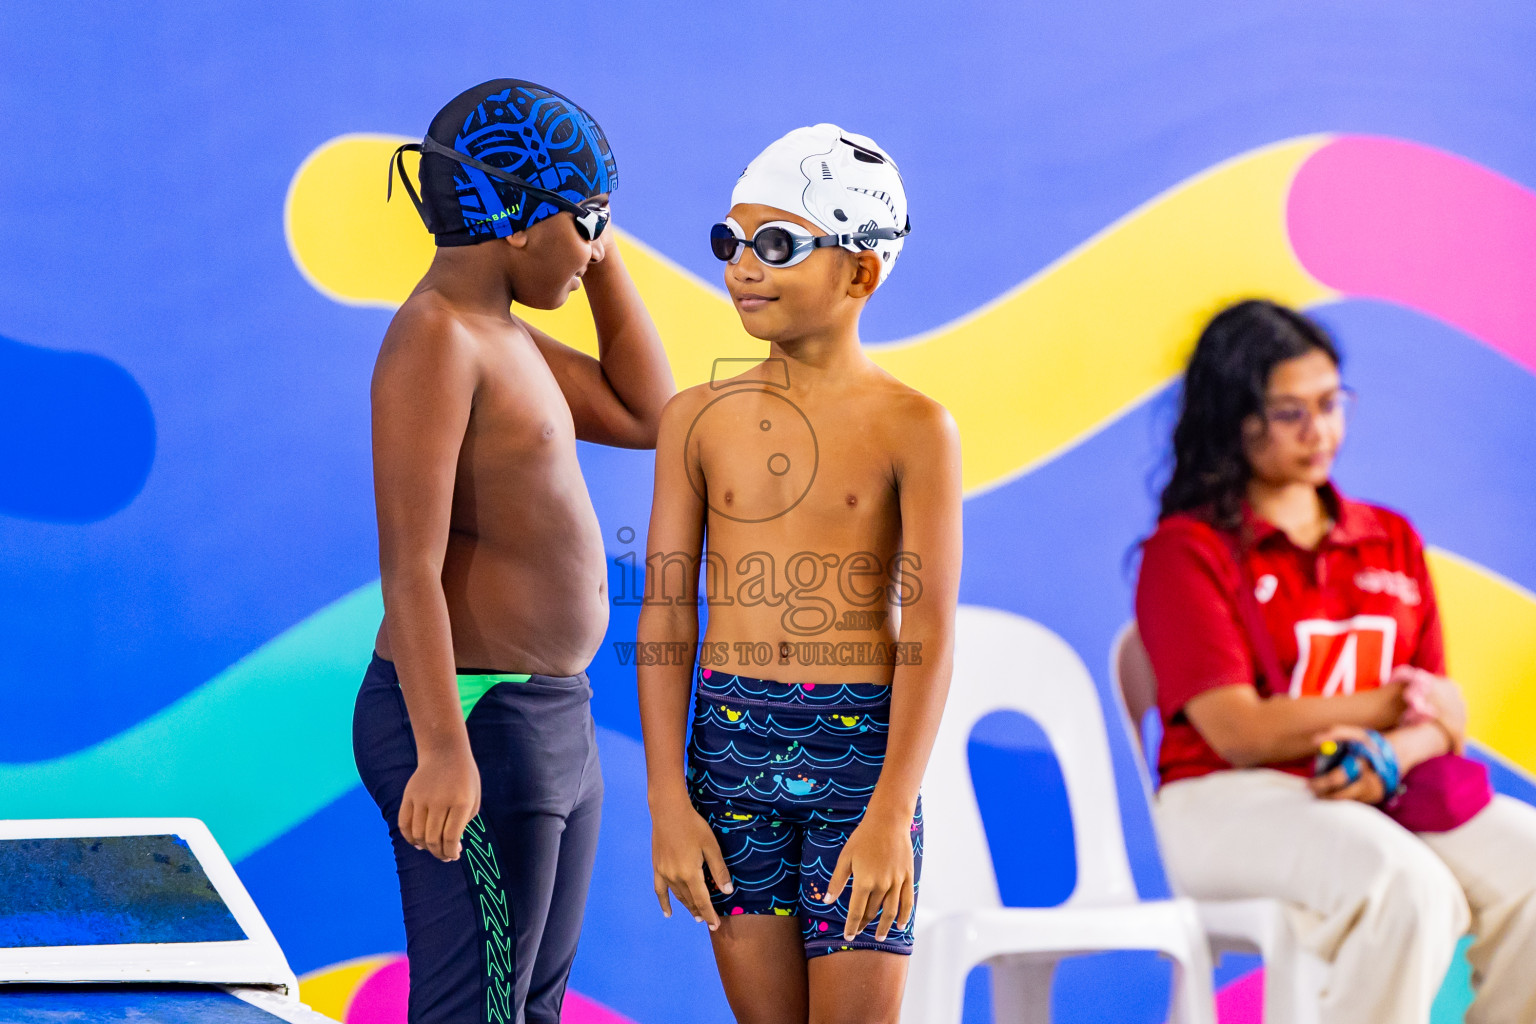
top-left (1111, 622), bottom-right (1326, 1024)
top-left (901, 605), bottom-right (1216, 1024)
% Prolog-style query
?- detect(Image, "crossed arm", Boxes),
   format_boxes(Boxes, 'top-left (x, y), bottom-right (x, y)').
top-left (1185, 674), bottom-right (1465, 802)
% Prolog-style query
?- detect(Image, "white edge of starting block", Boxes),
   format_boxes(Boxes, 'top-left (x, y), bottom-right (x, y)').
top-left (229, 985), bottom-right (346, 1022)
top-left (0, 818), bottom-right (300, 996)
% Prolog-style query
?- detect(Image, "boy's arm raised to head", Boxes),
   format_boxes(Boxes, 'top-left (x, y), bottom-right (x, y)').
top-left (636, 389), bottom-right (733, 926)
top-left (525, 236), bottom-right (676, 449)
top-left (825, 396), bottom-right (963, 941)
top-left (371, 308), bottom-right (480, 863)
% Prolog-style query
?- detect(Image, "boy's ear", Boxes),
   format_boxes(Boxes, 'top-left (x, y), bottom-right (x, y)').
top-left (506, 229), bottom-right (530, 250)
top-left (847, 250), bottom-right (883, 298)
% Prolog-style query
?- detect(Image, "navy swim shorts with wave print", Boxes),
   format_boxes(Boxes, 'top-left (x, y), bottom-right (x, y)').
top-left (686, 667), bottom-right (923, 958)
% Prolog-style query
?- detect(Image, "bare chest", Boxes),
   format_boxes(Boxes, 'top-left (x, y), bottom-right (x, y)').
top-left (691, 392), bottom-right (898, 535)
top-left (459, 334), bottom-right (575, 472)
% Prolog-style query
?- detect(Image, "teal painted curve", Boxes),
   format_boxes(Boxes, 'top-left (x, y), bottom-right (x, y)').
top-left (1433, 936), bottom-right (1475, 1024)
top-left (0, 582), bottom-right (382, 861)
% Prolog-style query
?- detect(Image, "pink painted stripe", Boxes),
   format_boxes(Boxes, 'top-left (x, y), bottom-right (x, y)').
top-left (343, 955), bottom-right (407, 1024)
top-left (338, 954), bottom-right (637, 1024)
top-left (1287, 135), bottom-right (1536, 376)
top-left (561, 990), bottom-right (642, 1024)
top-left (1214, 967), bottom-right (1264, 1024)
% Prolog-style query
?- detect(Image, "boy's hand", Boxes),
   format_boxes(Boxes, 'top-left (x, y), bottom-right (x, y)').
top-left (587, 229), bottom-right (613, 267)
top-left (399, 748), bottom-right (481, 862)
top-left (823, 810), bottom-right (916, 942)
top-left (650, 796), bottom-right (732, 930)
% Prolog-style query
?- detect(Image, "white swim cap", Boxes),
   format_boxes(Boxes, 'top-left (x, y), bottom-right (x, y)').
top-left (730, 123), bottom-right (910, 284)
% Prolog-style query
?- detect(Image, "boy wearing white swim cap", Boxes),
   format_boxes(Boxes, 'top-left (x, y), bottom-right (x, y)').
top-left (638, 124), bottom-right (960, 1022)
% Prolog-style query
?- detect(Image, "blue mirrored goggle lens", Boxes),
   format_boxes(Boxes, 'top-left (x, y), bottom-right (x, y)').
top-left (709, 222), bottom-right (741, 262)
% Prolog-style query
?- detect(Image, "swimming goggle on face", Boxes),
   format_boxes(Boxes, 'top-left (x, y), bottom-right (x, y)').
top-left (709, 217), bottom-right (911, 268)
top-left (390, 136), bottom-right (611, 241)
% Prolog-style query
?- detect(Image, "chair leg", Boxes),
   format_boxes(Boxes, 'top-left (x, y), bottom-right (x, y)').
top-left (989, 954), bottom-right (1057, 1024)
top-left (1167, 908), bottom-right (1218, 1024)
top-left (1292, 952), bottom-right (1326, 1024)
top-left (1166, 953), bottom-right (1218, 1024)
top-left (900, 942), bottom-right (974, 1024)
top-left (1257, 936), bottom-right (1328, 1024)
top-left (1262, 947), bottom-right (1294, 1024)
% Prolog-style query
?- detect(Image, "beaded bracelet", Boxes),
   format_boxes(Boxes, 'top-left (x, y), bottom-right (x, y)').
top-left (1358, 729), bottom-right (1402, 803)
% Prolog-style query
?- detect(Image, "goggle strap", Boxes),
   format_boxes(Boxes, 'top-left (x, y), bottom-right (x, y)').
top-left (845, 222), bottom-right (912, 244)
top-left (387, 143), bottom-right (427, 219)
top-left (417, 137), bottom-right (611, 238)
top-left (420, 137), bottom-right (585, 212)
top-left (419, 137), bottom-right (528, 192)
top-left (817, 218), bottom-right (914, 249)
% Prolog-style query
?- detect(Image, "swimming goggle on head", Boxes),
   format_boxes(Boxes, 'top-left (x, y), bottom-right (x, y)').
top-left (709, 217), bottom-right (910, 268)
top-left (391, 136), bottom-right (611, 241)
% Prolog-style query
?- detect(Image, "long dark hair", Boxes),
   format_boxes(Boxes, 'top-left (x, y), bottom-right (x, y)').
top-left (1158, 299), bottom-right (1341, 528)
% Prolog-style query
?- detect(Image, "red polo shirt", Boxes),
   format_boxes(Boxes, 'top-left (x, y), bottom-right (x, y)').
top-left (1135, 484), bottom-right (1444, 785)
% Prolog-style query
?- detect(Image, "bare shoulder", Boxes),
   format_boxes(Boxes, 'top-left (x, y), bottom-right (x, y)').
top-left (378, 293), bottom-right (484, 364)
top-left (874, 376), bottom-right (958, 454)
top-left (657, 379), bottom-right (715, 429)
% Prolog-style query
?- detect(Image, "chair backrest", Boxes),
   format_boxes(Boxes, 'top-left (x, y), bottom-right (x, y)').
top-left (919, 605), bottom-right (1139, 922)
top-left (1113, 622), bottom-right (1158, 752)
top-left (1108, 620), bottom-right (1162, 802)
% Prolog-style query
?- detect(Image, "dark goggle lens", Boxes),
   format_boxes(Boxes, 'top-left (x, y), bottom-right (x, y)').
top-left (753, 226), bottom-right (796, 265)
top-left (709, 222), bottom-right (742, 261)
top-left (574, 207), bottom-right (609, 241)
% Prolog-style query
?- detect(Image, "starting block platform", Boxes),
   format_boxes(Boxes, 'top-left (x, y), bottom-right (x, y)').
top-left (0, 818), bottom-right (338, 1022)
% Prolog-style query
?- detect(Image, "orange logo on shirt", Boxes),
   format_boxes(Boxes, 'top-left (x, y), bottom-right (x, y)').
top-left (1289, 616), bottom-right (1397, 698)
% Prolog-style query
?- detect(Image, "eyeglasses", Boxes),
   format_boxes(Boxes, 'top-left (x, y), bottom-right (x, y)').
top-left (709, 217), bottom-right (910, 268)
top-left (1263, 386), bottom-right (1356, 432)
top-left (389, 137), bottom-right (610, 241)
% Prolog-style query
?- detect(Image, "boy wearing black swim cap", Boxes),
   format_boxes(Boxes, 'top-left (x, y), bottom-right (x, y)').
top-left (637, 124), bottom-right (960, 1022)
top-left (354, 79), bottom-right (674, 1024)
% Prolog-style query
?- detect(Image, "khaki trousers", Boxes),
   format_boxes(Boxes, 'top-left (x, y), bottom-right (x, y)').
top-left (1156, 769), bottom-right (1536, 1024)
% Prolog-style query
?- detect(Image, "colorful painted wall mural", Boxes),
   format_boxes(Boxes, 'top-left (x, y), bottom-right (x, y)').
top-left (2, 4), bottom-right (1533, 1021)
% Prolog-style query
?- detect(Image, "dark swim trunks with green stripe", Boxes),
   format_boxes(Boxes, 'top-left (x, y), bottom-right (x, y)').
top-left (353, 654), bottom-right (602, 1024)
top-left (455, 668), bottom-right (531, 719)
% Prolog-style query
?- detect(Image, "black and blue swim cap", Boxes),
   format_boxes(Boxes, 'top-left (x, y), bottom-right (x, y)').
top-left (392, 79), bottom-right (617, 247)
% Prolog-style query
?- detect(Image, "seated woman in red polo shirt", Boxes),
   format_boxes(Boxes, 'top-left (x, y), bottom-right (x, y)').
top-left (1136, 299), bottom-right (1536, 1024)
